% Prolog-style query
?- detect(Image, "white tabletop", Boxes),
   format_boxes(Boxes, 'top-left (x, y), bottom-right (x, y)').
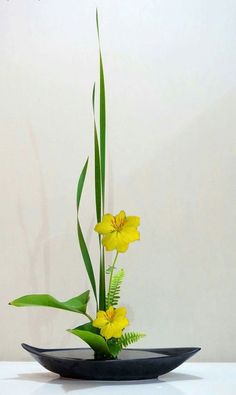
top-left (0, 362), bottom-right (235, 394)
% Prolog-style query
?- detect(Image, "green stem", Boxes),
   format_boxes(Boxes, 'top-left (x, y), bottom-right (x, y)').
top-left (107, 251), bottom-right (119, 307)
top-left (99, 241), bottom-right (106, 311)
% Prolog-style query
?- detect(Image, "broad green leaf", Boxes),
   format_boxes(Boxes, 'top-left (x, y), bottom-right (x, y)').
top-left (76, 159), bottom-right (97, 306)
top-left (73, 321), bottom-right (100, 335)
top-left (96, 9), bottom-right (106, 214)
top-left (68, 328), bottom-right (111, 356)
top-left (9, 291), bottom-right (90, 314)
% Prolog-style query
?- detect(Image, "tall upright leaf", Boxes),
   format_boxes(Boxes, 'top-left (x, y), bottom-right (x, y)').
top-left (96, 10), bottom-right (106, 311)
top-left (96, 9), bottom-right (106, 214)
top-left (77, 158), bottom-right (97, 307)
top-left (92, 83), bottom-right (101, 224)
top-left (92, 83), bottom-right (105, 311)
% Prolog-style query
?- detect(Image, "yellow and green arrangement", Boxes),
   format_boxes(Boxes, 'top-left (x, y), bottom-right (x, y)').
top-left (9, 11), bottom-right (145, 359)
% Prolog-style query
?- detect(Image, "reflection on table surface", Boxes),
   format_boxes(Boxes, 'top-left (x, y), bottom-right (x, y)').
top-left (1, 362), bottom-right (236, 395)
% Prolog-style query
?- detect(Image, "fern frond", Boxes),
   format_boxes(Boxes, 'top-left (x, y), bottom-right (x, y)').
top-left (107, 332), bottom-right (146, 357)
top-left (106, 268), bottom-right (125, 308)
top-left (119, 332), bottom-right (146, 348)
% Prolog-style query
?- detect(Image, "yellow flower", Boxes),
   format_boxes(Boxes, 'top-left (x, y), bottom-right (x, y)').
top-left (93, 306), bottom-right (129, 340)
top-left (94, 210), bottom-right (140, 252)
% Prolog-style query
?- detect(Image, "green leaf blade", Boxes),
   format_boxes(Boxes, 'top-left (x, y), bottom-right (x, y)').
top-left (68, 328), bottom-right (111, 357)
top-left (73, 321), bottom-right (100, 335)
top-left (9, 291), bottom-right (90, 314)
top-left (76, 221), bottom-right (97, 305)
top-left (95, 10), bottom-right (106, 311)
top-left (76, 159), bottom-right (97, 305)
top-left (92, 84), bottom-right (102, 224)
top-left (96, 10), bottom-right (106, 214)
top-left (107, 339), bottom-right (122, 357)
top-left (76, 158), bottom-right (89, 210)
top-left (99, 51), bottom-right (106, 212)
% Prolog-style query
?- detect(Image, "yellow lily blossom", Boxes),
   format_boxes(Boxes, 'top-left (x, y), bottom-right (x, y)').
top-left (94, 210), bottom-right (140, 252)
top-left (93, 306), bottom-right (129, 340)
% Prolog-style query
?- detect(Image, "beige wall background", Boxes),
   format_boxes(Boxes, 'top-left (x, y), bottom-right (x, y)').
top-left (0, 0), bottom-right (235, 361)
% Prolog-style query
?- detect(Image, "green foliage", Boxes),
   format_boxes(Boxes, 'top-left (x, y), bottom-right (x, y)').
top-left (107, 332), bottom-right (146, 358)
top-left (93, 83), bottom-right (106, 311)
top-left (9, 291), bottom-right (90, 315)
top-left (96, 9), bottom-right (106, 214)
top-left (119, 332), bottom-right (146, 348)
top-left (68, 328), bottom-right (111, 357)
top-left (92, 83), bottom-right (102, 224)
top-left (107, 338), bottom-right (122, 357)
top-left (106, 269), bottom-right (125, 308)
top-left (76, 159), bottom-right (98, 306)
top-left (73, 321), bottom-right (100, 335)
top-left (9, 12), bottom-right (145, 362)
top-left (93, 10), bottom-right (107, 311)
top-left (106, 265), bottom-right (117, 274)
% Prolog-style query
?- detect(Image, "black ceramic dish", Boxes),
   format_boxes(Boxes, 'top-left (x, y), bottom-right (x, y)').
top-left (22, 344), bottom-right (200, 380)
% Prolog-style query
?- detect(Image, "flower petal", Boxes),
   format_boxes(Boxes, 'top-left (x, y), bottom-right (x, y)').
top-left (114, 307), bottom-right (127, 318)
top-left (106, 306), bottom-right (115, 320)
top-left (116, 233), bottom-right (129, 253)
top-left (100, 323), bottom-right (114, 340)
top-left (120, 227), bottom-right (140, 243)
top-left (102, 214), bottom-right (114, 223)
top-left (114, 210), bottom-right (126, 226)
top-left (94, 214), bottom-right (114, 234)
top-left (113, 307), bottom-right (129, 330)
top-left (116, 243), bottom-right (129, 253)
top-left (125, 216), bottom-right (140, 228)
top-left (102, 232), bottom-right (118, 251)
top-left (112, 328), bottom-right (123, 338)
top-left (92, 311), bottom-right (108, 328)
top-left (94, 222), bottom-right (114, 234)
top-left (114, 316), bottom-right (129, 329)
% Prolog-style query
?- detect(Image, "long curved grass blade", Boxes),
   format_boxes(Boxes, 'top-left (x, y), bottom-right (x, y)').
top-left (9, 291), bottom-right (90, 314)
top-left (96, 10), bottom-right (106, 311)
top-left (92, 83), bottom-right (101, 224)
top-left (93, 84), bottom-right (105, 310)
top-left (77, 159), bottom-right (97, 306)
top-left (96, 9), bottom-right (106, 214)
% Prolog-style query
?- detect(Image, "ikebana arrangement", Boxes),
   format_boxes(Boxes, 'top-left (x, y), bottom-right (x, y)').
top-left (9, 11), bottom-right (200, 379)
top-left (9, 11), bottom-right (145, 360)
